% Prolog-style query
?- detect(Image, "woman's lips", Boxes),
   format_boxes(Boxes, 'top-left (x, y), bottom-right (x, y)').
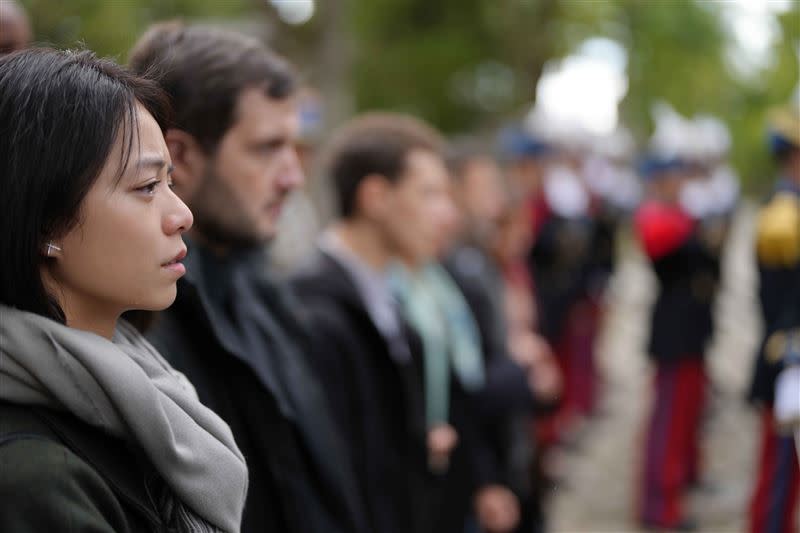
top-left (163, 262), bottom-right (186, 276)
top-left (162, 248), bottom-right (187, 276)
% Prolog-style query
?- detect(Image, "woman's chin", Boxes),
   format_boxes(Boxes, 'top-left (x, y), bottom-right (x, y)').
top-left (136, 286), bottom-right (178, 312)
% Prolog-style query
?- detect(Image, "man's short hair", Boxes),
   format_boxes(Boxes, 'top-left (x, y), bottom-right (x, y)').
top-left (128, 21), bottom-right (296, 152)
top-left (445, 137), bottom-right (493, 180)
top-left (323, 112), bottom-right (445, 218)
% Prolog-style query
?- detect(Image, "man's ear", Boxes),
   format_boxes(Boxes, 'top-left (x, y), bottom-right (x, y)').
top-left (356, 174), bottom-right (391, 221)
top-left (164, 129), bottom-right (208, 201)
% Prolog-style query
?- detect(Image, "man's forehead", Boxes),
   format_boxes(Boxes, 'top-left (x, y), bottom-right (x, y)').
top-left (232, 87), bottom-right (298, 134)
top-left (236, 86), bottom-right (297, 117)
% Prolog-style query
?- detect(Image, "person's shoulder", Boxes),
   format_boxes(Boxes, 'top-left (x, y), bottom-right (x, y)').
top-left (446, 245), bottom-right (490, 279)
top-left (1, 435), bottom-right (104, 490)
top-left (0, 437), bottom-right (126, 531)
top-left (289, 248), bottom-right (342, 288)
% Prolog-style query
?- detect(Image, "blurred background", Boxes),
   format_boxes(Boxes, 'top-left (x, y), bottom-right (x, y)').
top-left (14, 1), bottom-right (799, 531)
top-left (20, 0), bottom-right (799, 191)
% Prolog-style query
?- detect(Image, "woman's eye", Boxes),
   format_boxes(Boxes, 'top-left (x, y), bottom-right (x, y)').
top-left (137, 180), bottom-right (160, 195)
top-left (167, 177), bottom-right (176, 190)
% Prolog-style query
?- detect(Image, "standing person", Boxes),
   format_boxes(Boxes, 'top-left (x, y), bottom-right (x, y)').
top-left (270, 87), bottom-right (324, 275)
top-left (445, 144), bottom-right (562, 533)
top-left (505, 122), bottom-right (598, 445)
top-left (128, 22), bottom-right (369, 533)
top-left (0, 48), bottom-right (248, 533)
top-left (0, 0), bottom-right (31, 56)
top-left (386, 185), bottom-right (518, 533)
top-left (747, 105), bottom-right (800, 533)
top-left (289, 113), bottom-right (438, 533)
top-left (633, 108), bottom-right (724, 530)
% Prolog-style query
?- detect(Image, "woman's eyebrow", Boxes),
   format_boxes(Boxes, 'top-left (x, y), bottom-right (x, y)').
top-left (136, 156), bottom-right (168, 171)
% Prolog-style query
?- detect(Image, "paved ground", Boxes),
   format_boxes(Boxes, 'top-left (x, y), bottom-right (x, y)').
top-left (547, 205), bottom-right (768, 533)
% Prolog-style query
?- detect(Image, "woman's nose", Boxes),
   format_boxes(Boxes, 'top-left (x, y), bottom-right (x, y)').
top-left (163, 191), bottom-right (194, 235)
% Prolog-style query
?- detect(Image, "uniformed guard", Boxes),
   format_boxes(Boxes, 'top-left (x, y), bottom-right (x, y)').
top-left (747, 103), bottom-right (800, 533)
top-left (515, 114), bottom-right (607, 445)
top-left (634, 104), bottom-right (728, 531)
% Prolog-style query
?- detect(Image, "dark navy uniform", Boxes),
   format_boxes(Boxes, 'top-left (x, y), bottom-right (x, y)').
top-left (634, 198), bottom-right (720, 529)
top-left (747, 180), bottom-right (800, 533)
top-left (527, 183), bottom-right (602, 444)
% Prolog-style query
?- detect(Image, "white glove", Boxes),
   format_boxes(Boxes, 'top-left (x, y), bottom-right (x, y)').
top-left (774, 365), bottom-right (800, 434)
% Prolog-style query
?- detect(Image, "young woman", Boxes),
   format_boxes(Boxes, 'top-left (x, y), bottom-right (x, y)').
top-left (0, 48), bottom-right (247, 532)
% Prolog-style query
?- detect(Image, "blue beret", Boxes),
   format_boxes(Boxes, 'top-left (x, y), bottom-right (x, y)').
top-left (498, 126), bottom-right (552, 159)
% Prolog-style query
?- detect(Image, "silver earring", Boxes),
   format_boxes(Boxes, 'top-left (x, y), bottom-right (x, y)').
top-left (46, 242), bottom-right (62, 256)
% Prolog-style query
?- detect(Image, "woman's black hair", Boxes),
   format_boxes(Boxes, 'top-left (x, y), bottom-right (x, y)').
top-left (0, 47), bottom-right (171, 323)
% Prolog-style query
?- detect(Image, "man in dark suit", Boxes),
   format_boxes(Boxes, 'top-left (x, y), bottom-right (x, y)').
top-left (292, 113), bottom-right (521, 533)
top-left (128, 22), bottom-right (370, 533)
top-left (290, 114), bottom-right (440, 533)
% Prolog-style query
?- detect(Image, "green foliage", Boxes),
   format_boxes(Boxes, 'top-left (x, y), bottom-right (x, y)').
top-left (348, 0), bottom-right (799, 190)
top-left (17, 0), bottom-right (800, 190)
top-left (20, 0), bottom-right (252, 61)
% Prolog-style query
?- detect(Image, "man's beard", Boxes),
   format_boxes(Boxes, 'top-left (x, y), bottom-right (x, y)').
top-left (190, 167), bottom-right (270, 251)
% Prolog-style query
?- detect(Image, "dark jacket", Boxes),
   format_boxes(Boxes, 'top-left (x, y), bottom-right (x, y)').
top-left (445, 245), bottom-right (549, 533)
top-left (0, 401), bottom-right (170, 532)
top-left (291, 250), bottom-right (503, 533)
top-left (445, 245), bottom-right (542, 419)
top-left (749, 184), bottom-right (800, 405)
top-left (289, 250), bottom-right (427, 533)
top-left (647, 226), bottom-right (722, 362)
top-left (528, 210), bottom-right (595, 343)
top-left (145, 245), bottom-right (369, 533)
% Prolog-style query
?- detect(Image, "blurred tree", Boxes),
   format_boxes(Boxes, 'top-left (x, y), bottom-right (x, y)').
top-left (18, 0), bottom-right (798, 189)
top-left (20, 0), bottom-right (257, 61)
top-left (348, 0), bottom-right (798, 189)
top-left (723, 6), bottom-right (800, 189)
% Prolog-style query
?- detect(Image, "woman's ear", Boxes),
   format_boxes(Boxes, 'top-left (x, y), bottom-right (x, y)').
top-left (42, 242), bottom-right (62, 258)
top-left (164, 129), bottom-right (208, 201)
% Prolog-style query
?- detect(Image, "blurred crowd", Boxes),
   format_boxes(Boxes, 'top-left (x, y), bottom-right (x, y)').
top-left (0, 2), bottom-right (798, 533)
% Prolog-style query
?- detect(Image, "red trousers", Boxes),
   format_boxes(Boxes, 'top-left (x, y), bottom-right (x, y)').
top-left (535, 298), bottom-right (602, 447)
top-left (749, 408), bottom-right (800, 533)
top-left (638, 358), bottom-right (706, 527)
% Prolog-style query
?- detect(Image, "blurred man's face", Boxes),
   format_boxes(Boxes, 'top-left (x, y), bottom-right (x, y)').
top-left (649, 170), bottom-right (689, 204)
top-left (383, 149), bottom-right (458, 264)
top-left (0, 2), bottom-right (32, 55)
top-left (190, 87), bottom-right (304, 248)
top-left (459, 156), bottom-right (508, 226)
top-left (508, 157), bottom-right (546, 196)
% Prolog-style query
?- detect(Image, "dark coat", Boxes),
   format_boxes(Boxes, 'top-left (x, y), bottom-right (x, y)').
top-left (289, 250), bottom-right (428, 533)
top-left (445, 245), bottom-right (542, 419)
top-left (527, 196), bottom-right (619, 343)
top-left (145, 247), bottom-right (370, 533)
top-left (647, 227), bottom-right (722, 362)
top-left (528, 211), bottom-right (596, 343)
top-left (748, 262), bottom-right (800, 405)
top-left (445, 245), bottom-right (549, 533)
top-left (749, 185), bottom-right (800, 405)
top-left (0, 401), bottom-right (170, 532)
top-left (290, 250), bottom-right (503, 533)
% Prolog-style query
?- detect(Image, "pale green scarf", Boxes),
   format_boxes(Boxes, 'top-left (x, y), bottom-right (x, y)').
top-left (389, 263), bottom-right (485, 427)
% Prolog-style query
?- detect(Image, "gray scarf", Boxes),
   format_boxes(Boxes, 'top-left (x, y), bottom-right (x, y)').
top-left (0, 305), bottom-right (248, 533)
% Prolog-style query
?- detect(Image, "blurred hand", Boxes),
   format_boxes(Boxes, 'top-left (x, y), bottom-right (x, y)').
top-left (528, 353), bottom-right (562, 403)
top-left (427, 423), bottom-right (459, 473)
top-left (509, 331), bottom-right (562, 401)
top-left (474, 485), bottom-right (520, 533)
top-left (508, 330), bottom-right (543, 370)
